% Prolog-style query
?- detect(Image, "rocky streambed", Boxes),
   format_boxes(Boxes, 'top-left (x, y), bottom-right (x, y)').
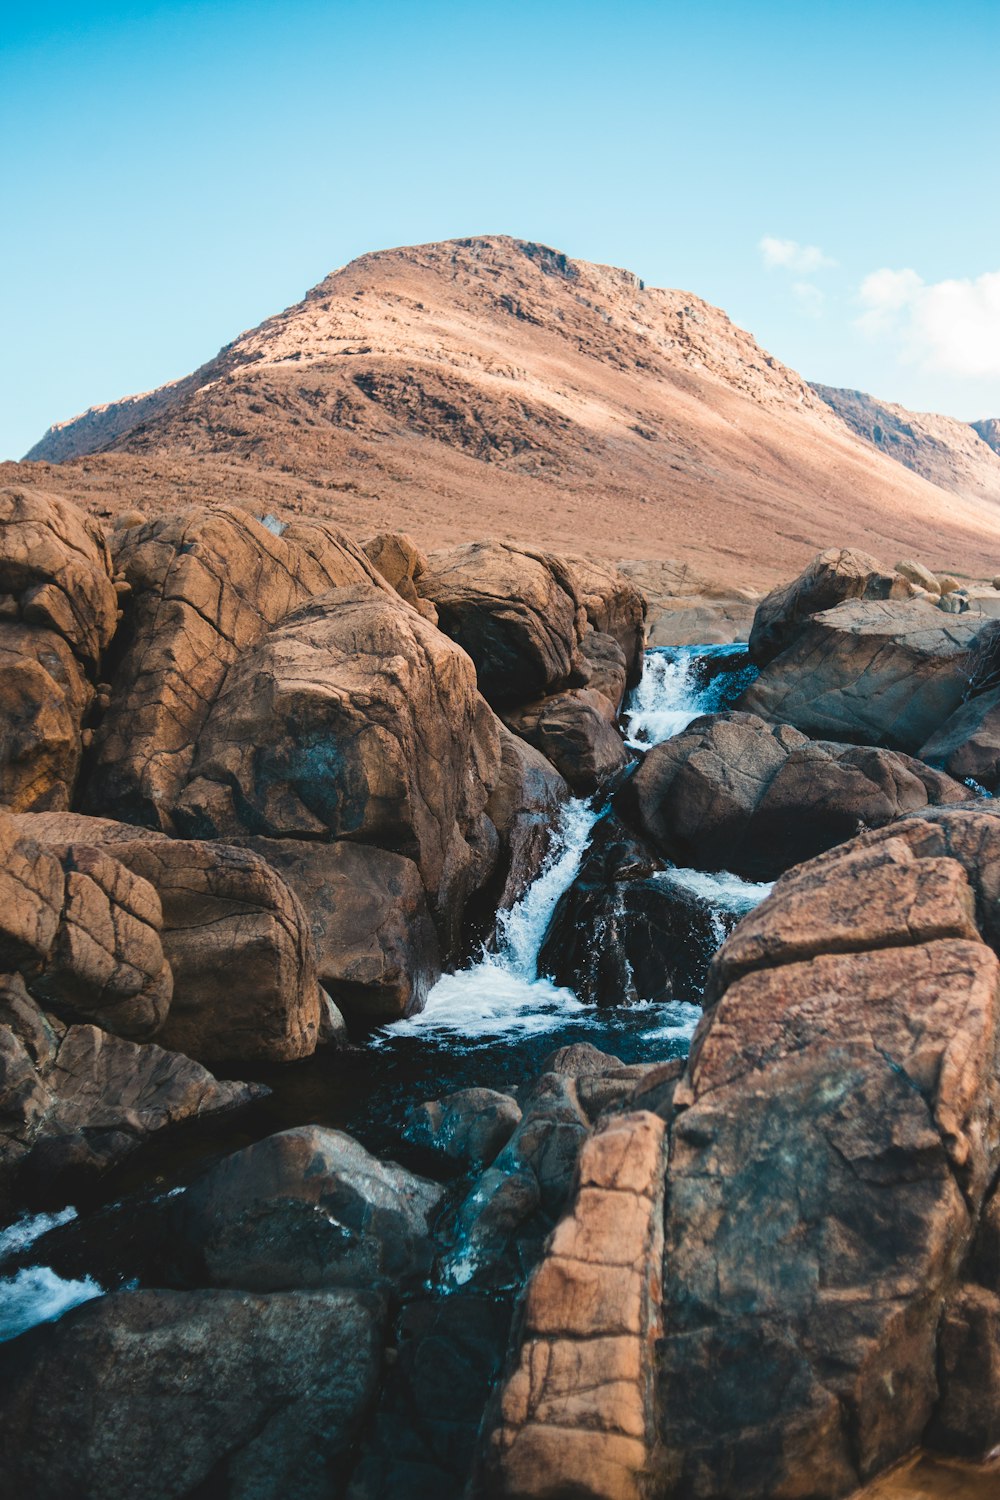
top-left (3, 499), bottom-right (1000, 1498)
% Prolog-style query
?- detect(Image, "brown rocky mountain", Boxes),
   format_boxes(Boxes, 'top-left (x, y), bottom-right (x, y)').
top-left (12, 235), bottom-right (1000, 587)
top-left (813, 383), bottom-right (1000, 511)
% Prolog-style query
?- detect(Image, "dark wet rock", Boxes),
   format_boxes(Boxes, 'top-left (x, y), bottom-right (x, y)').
top-left (346, 1294), bottom-right (511, 1500)
top-left (539, 814), bottom-right (730, 1004)
top-left (442, 1074), bottom-right (590, 1288)
top-left (169, 1126), bottom-right (442, 1294)
top-left (503, 686), bottom-right (630, 796)
top-left (173, 585), bottom-right (501, 959)
top-left (0, 1286), bottom-right (384, 1500)
top-left (232, 837), bottom-right (441, 1025)
top-left (417, 540), bottom-right (587, 707)
top-left (749, 546), bottom-right (908, 667)
top-left (0, 978), bottom-right (259, 1211)
top-left (622, 710), bottom-right (966, 881)
top-left (921, 684), bottom-right (1000, 792)
top-left (404, 1088), bottom-right (522, 1169)
top-left (927, 1283), bottom-right (1000, 1459)
top-left (84, 504), bottom-right (388, 829)
top-left (740, 599), bottom-right (983, 753)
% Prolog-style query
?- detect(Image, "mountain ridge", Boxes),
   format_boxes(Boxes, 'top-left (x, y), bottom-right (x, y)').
top-left (14, 234), bottom-right (1000, 587)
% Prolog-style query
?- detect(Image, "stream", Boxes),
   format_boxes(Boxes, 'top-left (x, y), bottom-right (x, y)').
top-left (0, 642), bottom-right (769, 1341)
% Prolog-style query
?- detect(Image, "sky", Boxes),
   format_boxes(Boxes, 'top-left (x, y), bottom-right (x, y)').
top-left (2, 0), bottom-right (999, 461)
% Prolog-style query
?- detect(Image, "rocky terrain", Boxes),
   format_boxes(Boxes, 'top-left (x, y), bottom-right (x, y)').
top-left (4, 474), bottom-right (1000, 1498)
top-left (9, 236), bottom-right (1000, 591)
top-left (813, 385), bottom-right (1000, 510)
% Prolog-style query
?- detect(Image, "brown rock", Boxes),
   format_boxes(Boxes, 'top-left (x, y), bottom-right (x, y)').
top-left (503, 687), bottom-right (630, 795)
top-left (483, 727), bottom-right (569, 913)
top-left (927, 1284), bottom-right (1000, 1458)
top-left (0, 485), bottom-right (117, 668)
top-left (896, 558), bottom-right (941, 594)
top-left (363, 530), bottom-right (438, 621)
top-left (231, 837), bottom-right (441, 1024)
top-left (563, 555), bottom-right (647, 685)
top-left (623, 710), bottom-right (966, 881)
top-left (580, 628), bottom-right (630, 713)
top-left (84, 504), bottom-right (388, 829)
top-left (174, 586), bottom-right (501, 954)
top-left (740, 598), bottom-right (982, 752)
top-left (0, 624), bottom-right (93, 811)
top-left (749, 546), bottom-right (908, 667)
top-left (921, 685), bottom-right (1000, 792)
top-left (107, 839), bottom-right (322, 1064)
top-left (418, 540), bottom-right (587, 707)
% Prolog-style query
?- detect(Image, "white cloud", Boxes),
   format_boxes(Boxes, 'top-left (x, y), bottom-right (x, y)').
top-left (792, 281), bottom-right (825, 317)
top-left (759, 236), bottom-right (837, 273)
top-left (856, 267), bottom-right (1000, 378)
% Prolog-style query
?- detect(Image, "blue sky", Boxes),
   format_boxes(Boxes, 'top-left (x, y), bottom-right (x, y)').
top-left (2, 0), bottom-right (998, 459)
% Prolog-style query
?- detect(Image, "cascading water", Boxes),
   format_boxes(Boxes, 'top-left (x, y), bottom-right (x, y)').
top-left (0, 1208), bottom-right (102, 1343)
top-left (388, 642), bottom-right (768, 1049)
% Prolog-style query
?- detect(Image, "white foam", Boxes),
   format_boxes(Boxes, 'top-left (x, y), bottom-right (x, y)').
top-left (386, 798), bottom-right (600, 1042)
top-left (657, 867), bottom-right (773, 914)
top-left (623, 651), bottom-right (705, 746)
top-left (0, 1266), bottom-right (103, 1343)
top-left (0, 1207), bottom-right (77, 1262)
top-left (638, 999), bottom-right (704, 1043)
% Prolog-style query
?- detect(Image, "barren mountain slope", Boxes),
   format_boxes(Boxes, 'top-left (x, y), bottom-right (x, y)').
top-left (813, 384), bottom-right (1000, 509)
top-left (16, 236), bottom-right (1000, 587)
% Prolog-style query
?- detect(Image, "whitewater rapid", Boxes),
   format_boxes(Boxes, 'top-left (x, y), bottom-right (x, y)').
top-left (386, 643), bottom-right (769, 1046)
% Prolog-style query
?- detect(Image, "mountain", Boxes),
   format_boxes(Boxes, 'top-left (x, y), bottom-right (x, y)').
top-left (13, 235), bottom-right (1000, 586)
top-left (812, 384), bottom-right (1000, 510)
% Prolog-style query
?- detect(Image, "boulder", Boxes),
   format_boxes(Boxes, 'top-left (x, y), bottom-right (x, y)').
top-left (654, 818), bottom-right (1000, 1496)
top-left (0, 1287), bottom-right (383, 1500)
top-left (174, 586), bottom-right (501, 956)
top-left (0, 485), bottom-right (117, 670)
top-left (503, 688), bottom-right (630, 796)
top-left (749, 547), bottom-right (907, 667)
top-left (484, 1113), bottom-right (668, 1500)
top-left (481, 727), bottom-right (569, 915)
top-left (106, 840), bottom-right (322, 1064)
top-left (579, 628), bottom-right (629, 713)
top-left (231, 837), bottom-right (441, 1024)
top-left (622, 711), bottom-right (965, 881)
top-left (926, 1284), bottom-right (1000, 1458)
top-left (0, 625), bottom-right (93, 812)
top-left (404, 1087), bottom-right (522, 1169)
top-left (0, 812), bottom-right (171, 1042)
top-left (363, 530), bottom-right (438, 621)
top-left (417, 540), bottom-right (587, 707)
top-left (538, 815), bottom-right (729, 1005)
top-left (9, 811), bottom-right (165, 845)
top-left (739, 599), bottom-right (983, 752)
top-left (84, 504), bottom-right (387, 829)
top-left (170, 1126), bottom-right (442, 1293)
top-left (0, 977), bottom-right (259, 1209)
top-left (940, 574), bottom-right (962, 594)
top-left (921, 685), bottom-right (1000, 792)
top-left (896, 558), bottom-right (941, 594)
top-left (562, 556), bottom-right (646, 685)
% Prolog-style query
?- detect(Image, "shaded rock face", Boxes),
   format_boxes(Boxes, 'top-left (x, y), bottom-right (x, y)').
top-left (231, 837), bottom-right (441, 1025)
top-left (484, 1112), bottom-right (668, 1500)
top-left (921, 685), bottom-right (1000, 791)
top-left (562, 555), bottom-right (647, 687)
top-left (174, 586), bottom-right (502, 955)
top-left (107, 839), bottom-right (322, 1064)
top-left (0, 1286), bottom-right (384, 1500)
top-left (363, 530), bottom-right (438, 622)
top-left (404, 1087), bottom-right (523, 1170)
top-left (653, 815), bottom-right (1000, 1498)
top-left (622, 710), bottom-right (965, 882)
top-left (740, 598), bottom-right (983, 753)
top-left (0, 488), bottom-right (117, 812)
top-left (418, 540), bottom-right (587, 708)
top-left (539, 815), bottom-right (729, 1006)
top-left (503, 686), bottom-right (631, 796)
top-left (748, 546), bottom-right (907, 667)
top-left (481, 727), bottom-right (569, 917)
top-left (84, 504), bottom-right (386, 830)
top-left (0, 975), bottom-right (258, 1209)
top-left (170, 1126), bottom-right (442, 1293)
